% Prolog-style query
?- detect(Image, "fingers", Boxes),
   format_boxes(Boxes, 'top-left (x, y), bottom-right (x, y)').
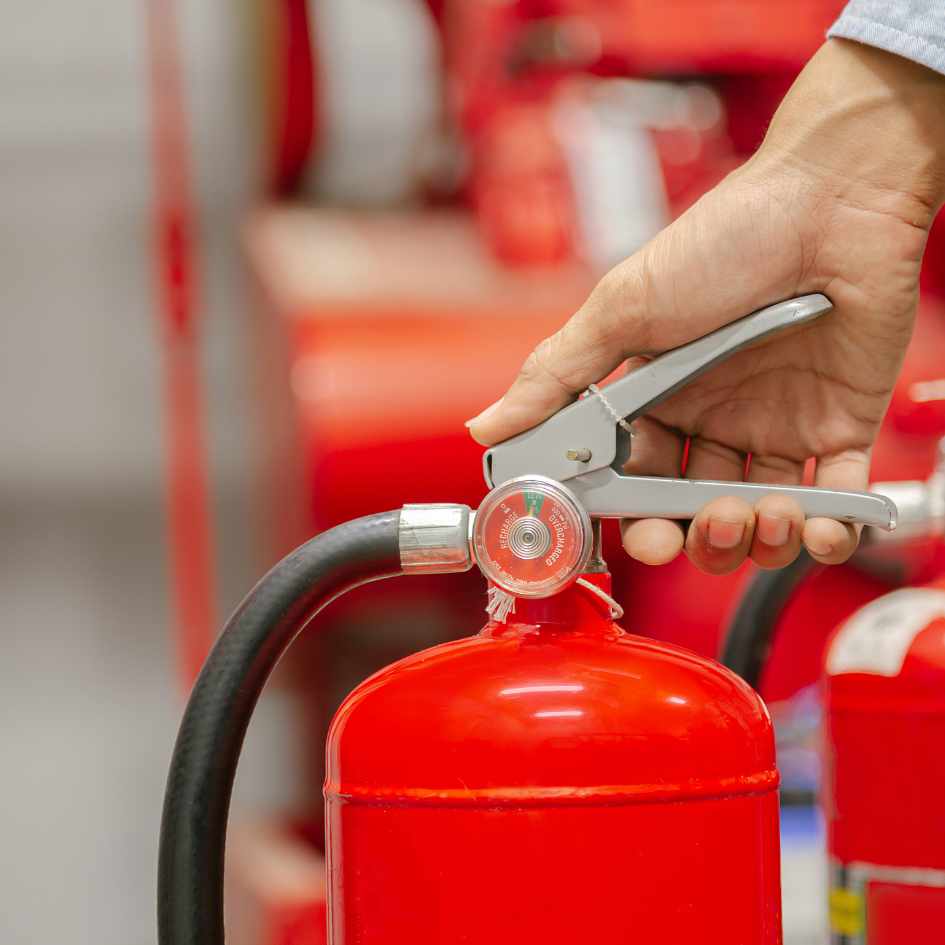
top-left (745, 454), bottom-right (806, 568)
top-left (749, 494), bottom-right (805, 569)
top-left (803, 449), bottom-right (870, 564)
top-left (621, 434), bottom-right (809, 572)
top-left (681, 439), bottom-right (752, 574)
top-left (682, 447), bottom-right (810, 571)
top-left (620, 418), bottom-right (686, 565)
top-left (621, 518), bottom-right (686, 566)
top-left (680, 493), bottom-right (806, 574)
top-left (682, 444), bottom-right (805, 572)
top-left (685, 496), bottom-right (756, 575)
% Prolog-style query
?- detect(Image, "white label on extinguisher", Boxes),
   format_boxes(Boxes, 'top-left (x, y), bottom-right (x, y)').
top-left (826, 588), bottom-right (945, 677)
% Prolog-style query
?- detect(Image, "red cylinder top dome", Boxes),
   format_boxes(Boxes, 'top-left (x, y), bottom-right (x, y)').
top-left (326, 578), bottom-right (777, 803)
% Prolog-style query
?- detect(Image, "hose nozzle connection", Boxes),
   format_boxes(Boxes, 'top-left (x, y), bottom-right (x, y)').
top-left (399, 504), bottom-right (475, 574)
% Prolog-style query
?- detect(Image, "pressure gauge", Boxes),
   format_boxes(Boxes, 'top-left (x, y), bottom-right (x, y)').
top-left (472, 476), bottom-right (592, 599)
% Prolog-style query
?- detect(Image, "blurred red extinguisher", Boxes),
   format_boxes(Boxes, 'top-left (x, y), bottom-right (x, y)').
top-left (723, 440), bottom-right (945, 943)
top-left (821, 449), bottom-right (945, 943)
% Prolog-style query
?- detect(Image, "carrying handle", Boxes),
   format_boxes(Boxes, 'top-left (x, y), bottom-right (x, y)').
top-left (484, 295), bottom-right (833, 488)
top-left (566, 470), bottom-right (898, 529)
top-left (600, 293), bottom-right (832, 423)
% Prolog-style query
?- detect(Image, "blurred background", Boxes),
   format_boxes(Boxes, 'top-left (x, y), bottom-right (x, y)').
top-left (2, 2), bottom-right (944, 944)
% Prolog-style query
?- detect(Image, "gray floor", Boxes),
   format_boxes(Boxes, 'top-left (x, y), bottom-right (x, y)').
top-left (0, 3), bottom-right (826, 942)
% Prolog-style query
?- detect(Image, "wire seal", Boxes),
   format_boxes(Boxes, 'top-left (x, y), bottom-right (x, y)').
top-left (586, 383), bottom-right (634, 436)
top-left (576, 577), bottom-right (624, 619)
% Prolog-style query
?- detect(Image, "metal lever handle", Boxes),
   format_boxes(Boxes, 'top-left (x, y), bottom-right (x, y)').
top-left (566, 470), bottom-right (898, 530)
top-left (599, 293), bottom-right (832, 423)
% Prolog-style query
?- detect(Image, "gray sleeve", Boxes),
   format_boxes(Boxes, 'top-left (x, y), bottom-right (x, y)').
top-left (828, 1), bottom-right (945, 75)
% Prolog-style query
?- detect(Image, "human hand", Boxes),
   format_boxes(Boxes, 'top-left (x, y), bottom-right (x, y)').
top-left (468, 40), bottom-right (945, 574)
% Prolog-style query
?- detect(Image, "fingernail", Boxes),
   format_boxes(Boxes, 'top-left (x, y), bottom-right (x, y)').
top-left (465, 398), bottom-right (502, 428)
top-left (707, 517), bottom-right (745, 550)
top-left (807, 538), bottom-right (834, 558)
top-left (758, 515), bottom-right (791, 547)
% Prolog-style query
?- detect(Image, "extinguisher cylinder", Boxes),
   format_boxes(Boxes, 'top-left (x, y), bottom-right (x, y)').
top-left (325, 574), bottom-right (783, 944)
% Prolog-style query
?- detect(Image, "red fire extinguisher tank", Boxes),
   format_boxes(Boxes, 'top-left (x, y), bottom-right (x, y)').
top-left (325, 574), bottom-right (782, 943)
top-left (824, 577), bottom-right (945, 943)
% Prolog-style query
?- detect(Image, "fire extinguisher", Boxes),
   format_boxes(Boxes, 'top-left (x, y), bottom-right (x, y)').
top-left (158, 296), bottom-right (897, 944)
top-left (722, 441), bottom-right (945, 944)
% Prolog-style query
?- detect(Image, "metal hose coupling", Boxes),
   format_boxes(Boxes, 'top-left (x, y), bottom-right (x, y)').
top-left (399, 504), bottom-right (475, 574)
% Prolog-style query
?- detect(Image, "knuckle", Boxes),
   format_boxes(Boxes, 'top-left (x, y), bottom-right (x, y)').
top-left (749, 454), bottom-right (803, 483)
top-left (706, 496), bottom-right (754, 521)
top-left (593, 266), bottom-right (629, 308)
top-left (756, 494), bottom-right (803, 519)
top-left (588, 263), bottom-right (654, 355)
top-left (518, 343), bottom-right (546, 383)
top-left (520, 336), bottom-right (573, 396)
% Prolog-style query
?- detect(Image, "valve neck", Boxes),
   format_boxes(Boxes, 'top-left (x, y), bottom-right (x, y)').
top-left (485, 571), bottom-right (619, 636)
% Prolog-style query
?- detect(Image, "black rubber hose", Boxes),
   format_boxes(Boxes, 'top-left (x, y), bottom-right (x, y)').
top-left (720, 551), bottom-right (818, 690)
top-left (158, 511), bottom-right (402, 945)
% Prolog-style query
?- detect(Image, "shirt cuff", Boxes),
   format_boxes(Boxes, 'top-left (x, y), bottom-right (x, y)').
top-left (829, 13), bottom-right (945, 76)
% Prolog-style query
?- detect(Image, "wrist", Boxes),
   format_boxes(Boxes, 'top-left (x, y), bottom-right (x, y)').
top-left (753, 39), bottom-right (945, 228)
